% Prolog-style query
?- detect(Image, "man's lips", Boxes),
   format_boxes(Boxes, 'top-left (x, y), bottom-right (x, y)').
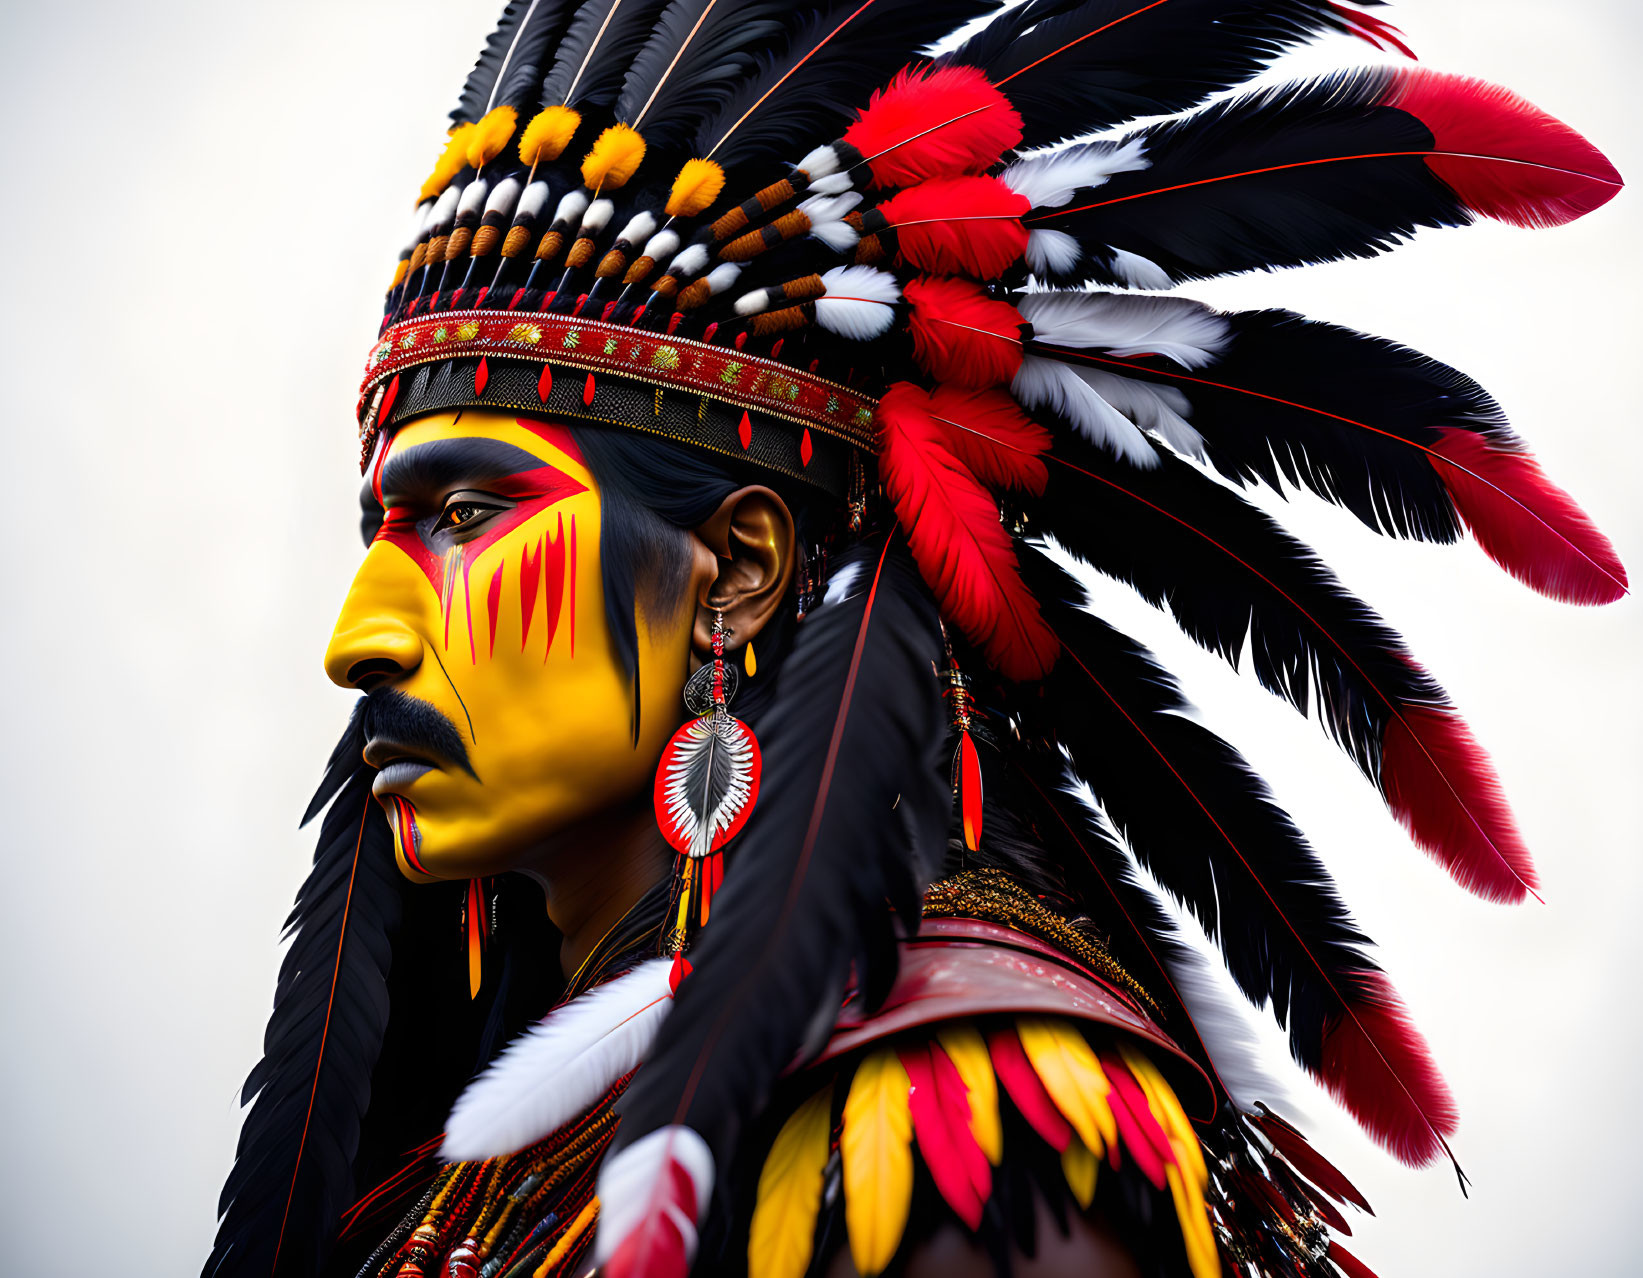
top-left (365, 736), bottom-right (443, 792)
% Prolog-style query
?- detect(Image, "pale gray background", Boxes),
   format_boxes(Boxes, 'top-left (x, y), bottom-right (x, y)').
top-left (0, 1), bottom-right (1637, 1274)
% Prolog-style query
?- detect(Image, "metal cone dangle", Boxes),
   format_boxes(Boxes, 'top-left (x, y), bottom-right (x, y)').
top-left (653, 611), bottom-right (762, 862)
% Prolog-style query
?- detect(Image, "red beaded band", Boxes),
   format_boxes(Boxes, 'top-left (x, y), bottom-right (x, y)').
top-left (358, 311), bottom-right (879, 450)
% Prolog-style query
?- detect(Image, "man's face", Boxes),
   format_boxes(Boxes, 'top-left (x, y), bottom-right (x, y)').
top-left (325, 410), bottom-right (695, 880)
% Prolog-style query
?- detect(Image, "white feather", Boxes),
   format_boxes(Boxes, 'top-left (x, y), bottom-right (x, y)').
top-left (483, 176), bottom-right (521, 218)
top-left (822, 560), bottom-right (865, 607)
top-left (734, 291), bottom-right (770, 317)
top-left (594, 1126), bottom-right (715, 1265)
top-left (615, 210), bottom-right (657, 247)
top-left (1104, 246), bottom-right (1173, 291)
top-left (640, 228), bottom-right (680, 261)
top-left (552, 188), bottom-right (590, 229)
top-left (669, 243), bottom-right (710, 278)
top-left (815, 265), bottom-right (900, 340)
top-left (1016, 291), bottom-right (1229, 368)
top-left (1075, 367), bottom-right (1205, 457)
top-left (428, 180), bottom-right (464, 231)
top-left (441, 959), bottom-right (673, 1160)
top-left (702, 262), bottom-right (743, 295)
top-left (798, 143), bottom-right (842, 177)
top-left (809, 171), bottom-right (855, 195)
top-left (516, 178), bottom-right (551, 221)
top-left (809, 220), bottom-right (859, 252)
top-left (1024, 229), bottom-right (1082, 277)
top-left (1012, 357), bottom-right (1157, 468)
top-left (1000, 138), bottom-right (1150, 208)
top-left (579, 197), bottom-right (615, 236)
top-left (405, 200), bottom-right (434, 250)
top-left (457, 177), bottom-right (490, 218)
top-left (798, 191), bottom-right (862, 223)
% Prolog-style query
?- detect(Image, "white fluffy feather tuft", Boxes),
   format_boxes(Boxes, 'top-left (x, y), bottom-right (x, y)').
top-left (616, 211), bottom-right (657, 246)
top-left (594, 1126), bottom-right (715, 1265)
top-left (1104, 246), bottom-right (1173, 291)
top-left (1001, 138), bottom-right (1150, 208)
top-left (1012, 357), bottom-right (1157, 468)
top-left (483, 177), bottom-right (521, 218)
top-left (552, 188), bottom-right (590, 228)
top-left (441, 959), bottom-right (673, 1160)
top-left (815, 265), bottom-right (900, 340)
top-left (701, 263), bottom-right (743, 295)
top-left (640, 228), bottom-right (680, 261)
top-left (798, 143), bottom-right (842, 177)
top-left (457, 177), bottom-right (491, 218)
top-left (669, 243), bottom-right (710, 279)
top-left (734, 291), bottom-right (769, 317)
top-left (809, 171), bottom-right (855, 195)
top-left (1018, 291), bottom-right (1229, 368)
top-left (516, 179), bottom-right (552, 221)
top-left (1076, 366), bottom-right (1204, 458)
top-left (810, 219), bottom-right (860, 252)
top-left (1025, 229), bottom-right (1082, 277)
top-left (579, 197), bottom-right (615, 235)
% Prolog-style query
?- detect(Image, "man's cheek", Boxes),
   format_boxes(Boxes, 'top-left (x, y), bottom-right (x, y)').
top-left (468, 503), bottom-right (581, 664)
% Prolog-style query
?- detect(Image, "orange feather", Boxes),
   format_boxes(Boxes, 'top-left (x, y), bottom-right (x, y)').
top-left (1016, 1018), bottom-right (1117, 1158)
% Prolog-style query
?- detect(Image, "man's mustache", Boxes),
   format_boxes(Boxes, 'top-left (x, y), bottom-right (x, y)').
top-left (362, 687), bottom-right (477, 778)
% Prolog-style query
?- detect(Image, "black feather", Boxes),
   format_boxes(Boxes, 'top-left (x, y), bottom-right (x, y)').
top-left (1036, 68), bottom-right (1466, 284)
top-left (1025, 433), bottom-right (1443, 790)
top-left (611, 536), bottom-right (947, 1168)
top-left (1106, 310), bottom-right (1509, 543)
top-left (206, 704), bottom-right (401, 1278)
top-left (616, 0), bottom-right (796, 149)
top-left (692, 0), bottom-right (1005, 176)
top-left (540, 0), bottom-right (675, 110)
top-left (1016, 546), bottom-right (1377, 1070)
top-left (960, 0), bottom-right (1370, 148)
top-left (453, 0), bottom-right (578, 123)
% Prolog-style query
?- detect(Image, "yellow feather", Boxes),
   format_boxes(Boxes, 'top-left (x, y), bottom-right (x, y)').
top-left (1061, 1135), bottom-right (1099, 1209)
top-left (935, 1023), bottom-right (1002, 1165)
top-left (419, 123), bottom-right (476, 203)
top-left (581, 123), bottom-right (647, 192)
top-left (1118, 1044), bottom-right (1207, 1189)
top-left (1017, 1017), bottom-right (1117, 1156)
top-left (466, 105), bottom-right (519, 169)
top-left (519, 105), bottom-right (582, 167)
top-left (841, 1049), bottom-right (913, 1277)
top-left (1166, 1162), bottom-right (1221, 1278)
top-left (666, 158), bottom-right (727, 218)
top-left (749, 1087), bottom-right (834, 1278)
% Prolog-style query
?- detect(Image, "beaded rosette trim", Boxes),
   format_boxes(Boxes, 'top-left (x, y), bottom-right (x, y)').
top-left (358, 311), bottom-right (879, 449)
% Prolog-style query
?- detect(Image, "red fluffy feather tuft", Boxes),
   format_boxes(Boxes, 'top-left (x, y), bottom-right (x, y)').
top-left (844, 63), bottom-right (1023, 188)
top-left (886, 382), bottom-right (1049, 495)
top-left (1381, 702), bottom-right (1537, 903)
top-left (879, 177), bottom-right (1029, 278)
top-left (878, 383), bottom-right (1058, 681)
top-left (903, 277), bottom-right (1026, 388)
top-left (1429, 427), bottom-right (1627, 605)
top-left (900, 1042), bottom-right (991, 1228)
top-left (1384, 68), bottom-right (1623, 228)
top-left (1318, 971), bottom-right (1457, 1168)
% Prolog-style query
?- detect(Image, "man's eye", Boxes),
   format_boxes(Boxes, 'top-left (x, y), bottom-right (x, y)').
top-left (433, 495), bottom-right (507, 534)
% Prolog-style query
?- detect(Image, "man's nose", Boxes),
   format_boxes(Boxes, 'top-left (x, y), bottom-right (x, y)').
top-left (324, 547), bottom-right (428, 690)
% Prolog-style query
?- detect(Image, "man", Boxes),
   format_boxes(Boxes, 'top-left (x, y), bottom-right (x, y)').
top-left (208, 3), bottom-right (1624, 1276)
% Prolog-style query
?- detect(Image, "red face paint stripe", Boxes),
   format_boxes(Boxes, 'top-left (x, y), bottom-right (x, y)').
top-left (543, 513), bottom-right (567, 661)
top-left (486, 558), bottom-right (504, 658)
top-left (569, 513), bottom-right (578, 658)
top-left (521, 534), bottom-right (544, 650)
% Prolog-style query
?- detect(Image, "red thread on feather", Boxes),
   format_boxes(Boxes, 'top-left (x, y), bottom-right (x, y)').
top-left (988, 1026), bottom-right (1071, 1151)
top-left (879, 177), bottom-right (1029, 277)
top-left (1383, 68), bottom-right (1623, 228)
top-left (903, 277), bottom-right (1024, 388)
top-left (900, 1042), bottom-right (990, 1228)
top-left (1321, 972), bottom-right (1458, 1168)
top-left (844, 64), bottom-right (1023, 188)
top-left (1429, 428), bottom-right (1626, 604)
top-left (878, 384), bottom-right (1057, 681)
top-left (1381, 702), bottom-right (1536, 903)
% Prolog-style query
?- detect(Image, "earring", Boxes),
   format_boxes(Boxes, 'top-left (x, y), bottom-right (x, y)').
top-left (940, 639), bottom-right (984, 854)
top-left (653, 609), bottom-right (762, 990)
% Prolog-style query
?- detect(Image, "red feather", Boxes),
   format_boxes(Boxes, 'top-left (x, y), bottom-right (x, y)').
top-left (1381, 701), bottom-right (1537, 903)
top-left (602, 1153), bottom-right (697, 1278)
top-left (1328, 1241), bottom-right (1383, 1278)
top-left (1331, 3), bottom-right (1416, 60)
top-left (844, 63), bottom-right (1023, 188)
top-left (1385, 68), bottom-right (1623, 228)
top-left (878, 383), bottom-right (1058, 681)
top-left (1320, 971), bottom-right (1458, 1168)
top-left (1099, 1055), bottom-right (1172, 1189)
top-left (899, 1042), bottom-right (992, 1228)
top-left (878, 177), bottom-right (1029, 278)
top-left (988, 1025), bottom-right (1071, 1152)
top-left (1253, 1111), bottom-right (1372, 1213)
top-left (924, 384), bottom-right (1050, 496)
top-left (958, 729), bottom-right (984, 852)
top-left (903, 277), bottom-right (1025, 388)
top-left (1429, 427), bottom-right (1627, 605)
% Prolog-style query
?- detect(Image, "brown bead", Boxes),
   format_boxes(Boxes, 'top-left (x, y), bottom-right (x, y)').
top-left (445, 226), bottom-right (473, 260)
top-left (565, 236), bottom-right (596, 269)
top-left (534, 230), bottom-right (564, 262)
top-left (470, 225), bottom-right (501, 257)
top-left (500, 225), bottom-right (532, 258)
top-left (595, 248), bottom-right (628, 279)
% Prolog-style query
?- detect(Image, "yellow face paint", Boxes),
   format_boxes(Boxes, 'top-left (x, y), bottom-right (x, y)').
top-left (324, 409), bottom-right (696, 880)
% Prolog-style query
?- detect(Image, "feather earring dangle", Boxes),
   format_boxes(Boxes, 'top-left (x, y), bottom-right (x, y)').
top-left (653, 609), bottom-right (761, 991)
top-left (940, 639), bottom-right (985, 855)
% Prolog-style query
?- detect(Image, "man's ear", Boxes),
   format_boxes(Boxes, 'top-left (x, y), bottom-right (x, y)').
top-left (688, 486), bottom-right (796, 661)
